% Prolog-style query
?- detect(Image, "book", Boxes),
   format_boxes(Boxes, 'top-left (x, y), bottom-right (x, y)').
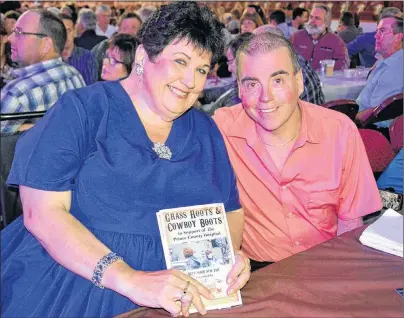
top-left (156, 203), bottom-right (243, 313)
top-left (359, 209), bottom-right (403, 257)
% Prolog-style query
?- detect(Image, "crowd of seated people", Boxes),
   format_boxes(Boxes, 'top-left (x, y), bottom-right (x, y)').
top-left (0, 1), bottom-right (402, 316)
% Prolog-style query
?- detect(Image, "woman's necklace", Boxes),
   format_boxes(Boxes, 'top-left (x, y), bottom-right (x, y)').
top-left (261, 128), bottom-right (301, 147)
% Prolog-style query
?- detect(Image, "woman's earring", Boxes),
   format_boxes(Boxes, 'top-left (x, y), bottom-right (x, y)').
top-left (135, 63), bottom-right (144, 75)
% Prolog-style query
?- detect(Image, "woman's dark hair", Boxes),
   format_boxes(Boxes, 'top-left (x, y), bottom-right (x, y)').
top-left (108, 34), bottom-right (140, 74)
top-left (353, 13), bottom-right (360, 28)
top-left (231, 9), bottom-right (241, 20)
top-left (58, 13), bottom-right (74, 24)
top-left (247, 4), bottom-right (267, 24)
top-left (0, 19), bottom-right (7, 36)
top-left (226, 32), bottom-right (254, 57)
top-left (137, 2), bottom-right (224, 65)
top-left (0, 20), bottom-right (15, 87)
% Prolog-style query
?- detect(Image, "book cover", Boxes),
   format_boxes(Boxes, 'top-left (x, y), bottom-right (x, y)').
top-left (156, 203), bottom-right (243, 312)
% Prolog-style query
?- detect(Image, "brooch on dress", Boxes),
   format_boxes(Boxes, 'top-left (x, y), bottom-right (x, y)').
top-left (152, 142), bottom-right (172, 160)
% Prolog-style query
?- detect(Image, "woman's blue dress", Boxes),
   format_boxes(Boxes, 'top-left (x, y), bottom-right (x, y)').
top-left (1, 81), bottom-right (240, 317)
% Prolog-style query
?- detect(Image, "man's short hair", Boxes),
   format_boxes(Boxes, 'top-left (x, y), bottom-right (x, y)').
top-left (380, 16), bottom-right (403, 35)
top-left (269, 10), bottom-right (286, 25)
top-left (236, 32), bottom-right (301, 78)
top-left (379, 7), bottom-right (403, 20)
top-left (118, 12), bottom-right (142, 26)
top-left (340, 12), bottom-right (355, 27)
top-left (36, 9), bottom-right (66, 54)
top-left (4, 10), bottom-right (21, 21)
top-left (78, 8), bottom-right (97, 31)
top-left (137, 5), bottom-right (157, 23)
top-left (292, 8), bottom-right (308, 20)
top-left (312, 4), bottom-right (332, 27)
top-left (95, 5), bottom-right (111, 16)
top-left (253, 25), bottom-right (285, 38)
top-left (226, 32), bottom-right (254, 57)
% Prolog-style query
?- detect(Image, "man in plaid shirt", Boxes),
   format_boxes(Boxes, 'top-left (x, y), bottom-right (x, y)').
top-left (1, 9), bottom-right (85, 135)
top-left (297, 53), bottom-right (325, 105)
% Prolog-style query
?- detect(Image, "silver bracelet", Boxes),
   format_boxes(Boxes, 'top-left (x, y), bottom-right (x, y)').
top-left (92, 252), bottom-right (123, 289)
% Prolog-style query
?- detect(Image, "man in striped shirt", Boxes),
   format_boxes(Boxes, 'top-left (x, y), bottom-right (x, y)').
top-left (59, 13), bottom-right (98, 85)
top-left (1, 9), bottom-right (85, 135)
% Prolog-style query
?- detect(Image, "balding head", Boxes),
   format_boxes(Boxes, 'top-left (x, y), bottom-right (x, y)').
top-left (7, 9), bottom-right (65, 66)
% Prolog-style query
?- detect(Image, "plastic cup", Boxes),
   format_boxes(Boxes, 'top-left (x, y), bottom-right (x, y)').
top-left (323, 60), bottom-right (335, 77)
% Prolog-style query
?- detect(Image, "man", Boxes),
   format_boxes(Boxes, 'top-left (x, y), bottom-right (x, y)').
top-left (213, 33), bottom-right (381, 271)
top-left (269, 10), bottom-right (296, 39)
top-left (4, 10), bottom-right (20, 35)
top-left (95, 5), bottom-right (117, 39)
top-left (91, 12), bottom-right (142, 80)
top-left (291, 7), bottom-right (309, 30)
top-left (377, 149), bottom-right (403, 195)
top-left (284, 3), bottom-right (293, 24)
top-left (337, 12), bottom-right (362, 44)
top-left (74, 8), bottom-right (107, 50)
top-left (290, 4), bottom-right (349, 70)
top-left (356, 16), bottom-right (403, 128)
top-left (347, 7), bottom-right (402, 68)
top-left (254, 25), bottom-right (325, 105)
top-left (59, 13), bottom-right (98, 85)
top-left (136, 4), bottom-right (157, 24)
top-left (1, 9), bottom-right (85, 135)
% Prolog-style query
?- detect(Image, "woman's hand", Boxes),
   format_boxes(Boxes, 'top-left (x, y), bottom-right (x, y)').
top-left (125, 269), bottom-right (213, 317)
top-left (226, 250), bottom-right (251, 295)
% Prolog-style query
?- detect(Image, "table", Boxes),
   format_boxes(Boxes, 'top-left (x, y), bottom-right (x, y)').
top-left (320, 70), bottom-right (368, 103)
top-left (119, 226), bottom-right (402, 318)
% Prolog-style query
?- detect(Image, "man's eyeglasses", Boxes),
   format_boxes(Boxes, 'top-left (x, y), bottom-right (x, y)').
top-left (11, 28), bottom-right (48, 39)
top-left (226, 58), bottom-right (235, 65)
top-left (103, 55), bottom-right (125, 67)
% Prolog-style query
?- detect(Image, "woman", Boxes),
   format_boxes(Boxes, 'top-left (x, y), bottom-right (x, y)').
top-left (199, 32), bottom-right (253, 115)
top-left (1, 3), bottom-right (250, 318)
top-left (101, 33), bottom-right (139, 81)
top-left (240, 12), bottom-right (264, 33)
top-left (0, 20), bottom-right (16, 89)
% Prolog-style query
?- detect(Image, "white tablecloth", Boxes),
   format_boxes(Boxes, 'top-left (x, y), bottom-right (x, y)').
top-left (320, 70), bottom-right (368, 103)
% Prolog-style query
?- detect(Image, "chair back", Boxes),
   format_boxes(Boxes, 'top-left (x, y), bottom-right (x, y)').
top-left (389, 115), bottom-right (403, 154)
top-left (362, 93), bottom-right (403, 127)
top-left (0, 111), bottom-right (46, 228)
top-left (0, 133), bottom-right (23, 228)
top-left (322, 99), bottom-right (359, 122)
top-left (358, 129), bottom-right (396, 173)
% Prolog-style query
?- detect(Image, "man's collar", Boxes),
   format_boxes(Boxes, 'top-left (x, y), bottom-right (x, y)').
top-left (11, 57), bottom-right (63, 78)
top-left (382, 48), bottom-right (403, 66)
top-left (226, 101), bottom-right (321, 145)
